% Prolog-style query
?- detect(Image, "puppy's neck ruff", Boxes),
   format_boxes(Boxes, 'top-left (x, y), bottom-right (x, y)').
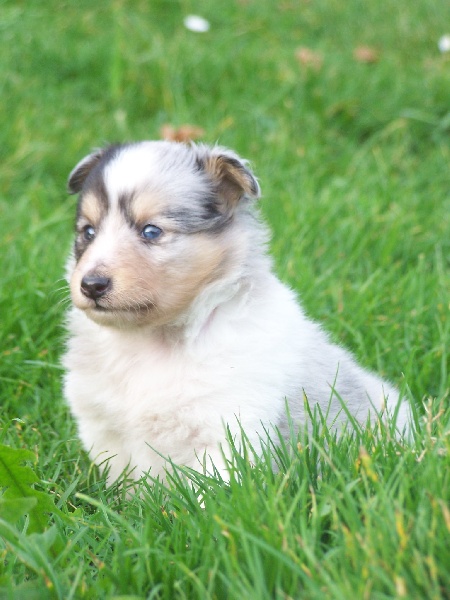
top-left (173, 276), bottom-right (250, 342)
top-left (170, 228), bottom-right (271, 344)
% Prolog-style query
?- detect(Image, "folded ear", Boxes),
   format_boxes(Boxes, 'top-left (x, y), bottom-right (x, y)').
top-left (67, 149), bottom-right (105, 194)
top-left (199, 147), bottom-right (260, 213)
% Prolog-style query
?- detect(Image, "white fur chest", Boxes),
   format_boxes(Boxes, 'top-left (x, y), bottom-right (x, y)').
top-left (63, 281), bottom-right (305, 479)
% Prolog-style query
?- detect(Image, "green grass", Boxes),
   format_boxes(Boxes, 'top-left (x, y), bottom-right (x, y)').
top-left (0, 0), bottom-right (449, 597)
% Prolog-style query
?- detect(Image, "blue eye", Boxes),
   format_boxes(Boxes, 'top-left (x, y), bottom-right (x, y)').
top-left (83, 225), bottom-right (96, 241)
top-left (141, 224), bottom-right (162, 240)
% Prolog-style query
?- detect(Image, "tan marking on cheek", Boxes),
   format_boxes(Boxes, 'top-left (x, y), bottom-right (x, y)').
top-left (181, 235), bottom-right (228, 287)
top-left (98, 233), bottom-right (226, 321)
top-left (152, 234), bottom-right (228, 316)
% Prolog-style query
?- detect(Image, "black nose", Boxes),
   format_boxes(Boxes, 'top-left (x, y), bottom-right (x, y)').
top-left (80, 275), bottom-right (111, 300)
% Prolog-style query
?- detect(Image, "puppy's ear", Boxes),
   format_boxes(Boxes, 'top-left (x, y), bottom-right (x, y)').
top-left (67, 149), bottom-right (105, 194)
top-left (200, 148), bottom-right (260, 213)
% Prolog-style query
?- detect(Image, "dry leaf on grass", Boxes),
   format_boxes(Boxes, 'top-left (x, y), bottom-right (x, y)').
top-left (160, 124), bottom-right (205, 143)
top-left (295, 47), bottom-right (323, 70)
top-left (353, 46), bottom-right (379, 63)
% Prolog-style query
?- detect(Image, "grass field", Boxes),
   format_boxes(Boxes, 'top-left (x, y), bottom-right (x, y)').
top-left (0, 0), bottom-right (449, 598)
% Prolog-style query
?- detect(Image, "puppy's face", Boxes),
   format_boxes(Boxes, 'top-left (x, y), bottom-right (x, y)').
top-left (67, 142), bottom-right (259, 328)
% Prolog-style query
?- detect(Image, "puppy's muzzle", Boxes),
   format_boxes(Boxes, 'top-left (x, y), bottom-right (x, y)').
top-left (80, 274), bottom-right (111, 300)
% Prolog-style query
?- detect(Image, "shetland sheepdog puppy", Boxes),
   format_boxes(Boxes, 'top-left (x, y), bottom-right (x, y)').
top-left (63, 141), bottom-right (409, 484)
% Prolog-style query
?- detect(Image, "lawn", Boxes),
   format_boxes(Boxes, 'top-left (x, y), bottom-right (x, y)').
top-left (0, 0), bottom-right (449, 598)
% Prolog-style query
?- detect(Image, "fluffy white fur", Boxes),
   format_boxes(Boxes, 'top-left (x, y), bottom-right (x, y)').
top-left (63, 141), bottom-right (409, 484)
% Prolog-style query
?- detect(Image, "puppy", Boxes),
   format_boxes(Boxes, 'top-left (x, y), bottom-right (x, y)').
top-left (63, 141), bottom-right (409, 484)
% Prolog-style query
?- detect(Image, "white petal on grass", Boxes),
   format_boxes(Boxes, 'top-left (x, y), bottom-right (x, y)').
top-left (438, 35), bottom-right (450, 53)
top-left (184, 15), bottom-right (210, 33)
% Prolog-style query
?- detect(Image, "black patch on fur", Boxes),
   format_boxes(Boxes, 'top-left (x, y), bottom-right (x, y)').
top-left (194, 155), bottom-right (206, 173)
top-left (164, 198), bottom-right (232, 234)
top-left (118, 191), bottom-right (138, 228)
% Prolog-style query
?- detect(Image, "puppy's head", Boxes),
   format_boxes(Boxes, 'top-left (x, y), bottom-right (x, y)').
top-left (67, 141), bottom-right (260, 328)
